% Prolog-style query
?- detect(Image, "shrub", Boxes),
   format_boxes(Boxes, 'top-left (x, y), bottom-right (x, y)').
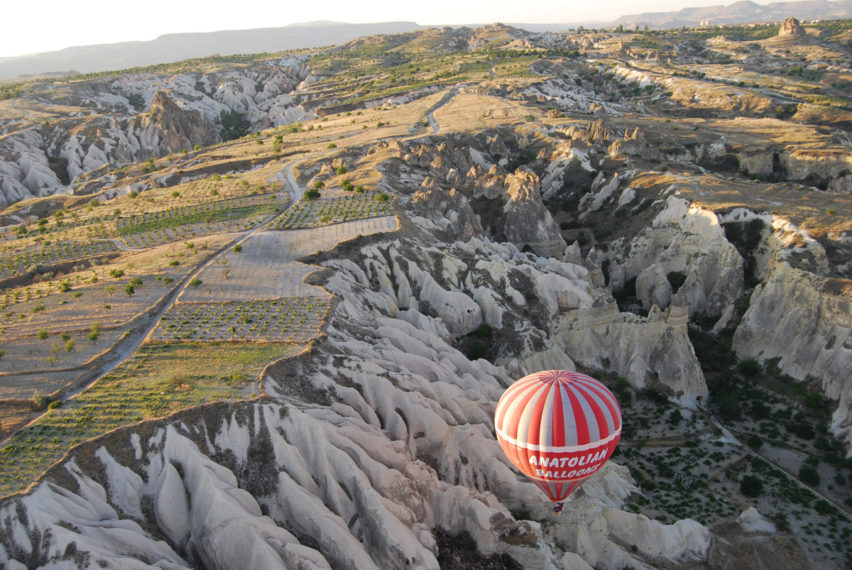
top-left (473, 323), bottom-right (493, 338)
top-left (38, 329), bottom-right (49, 341)
top-left (740, 474), bottom-right (763, 497)
top-left (799, 465), bottom-right (820, 486)
top-left (217, 109), bottom-right (251, 141)
top-left (737, 358), bottom-right (761, 377)
top-left (31, 390), bottom-right (52, 410)
top-left (233, 244), bottom-right (243, 253)
top-left (466, 340), bottom-right (487, 360)
top-left (305, 189), bottom-right (321, 200)
top-left (125, 285), bottom-right (135, 296)
top-left (668, 409), bottom-right (683, 426)
top-left (667, 271), bottom-right (687, 291)
top-left (336, 165), bottom-right (347, 175)
top-left (189, 278), bottom-right (203, 287)
top-left (109, 268), bottom-right (125, 279)
top-left (715, 391), bottom-right (741, 420)
top-left (746, 434), bottom-right (763, 449)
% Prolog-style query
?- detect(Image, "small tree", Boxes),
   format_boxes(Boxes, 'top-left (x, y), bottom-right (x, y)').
top-left (799, 465), bottom-right (820, 486)
top-left (738, 358), bottom-right (761, 377)
top-left (740, 475), bottom-right (763, 497)
top-left (217, 109), bottom-right (251, 141)
top-left (125, 285), bottom-right (135, 296)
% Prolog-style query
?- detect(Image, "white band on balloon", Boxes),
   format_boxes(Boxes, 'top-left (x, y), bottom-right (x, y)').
top-left (495, 426), bottom-right (621, 453)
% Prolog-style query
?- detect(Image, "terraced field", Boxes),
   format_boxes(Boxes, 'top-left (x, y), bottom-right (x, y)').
top-left (0, 341), bottom-right (300, 497)
top-left (271, 190), bottom-right (392, 229)
top-left (0, 239), bottom-right (118, 279)
top-left (179, 217), bottom-right (398, 302)
top-left (151, 297), bottom-right (329, 342)
top-left (118, 193), bottom-right (285, 248)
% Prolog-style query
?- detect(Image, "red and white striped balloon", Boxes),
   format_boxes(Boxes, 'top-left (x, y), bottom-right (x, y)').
top-left (494, 370), bottom-right (622, 503)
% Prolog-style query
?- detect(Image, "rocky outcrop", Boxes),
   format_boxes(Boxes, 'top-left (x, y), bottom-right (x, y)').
top-left (778, 17), bottom-right (806, 37)
top-left (0, 57), bottom-right (310, 207)
top-left (608, 127), bottom-right (664, 162)
top-left (502, 170), bottom-right (566, 257)
top-left (736, 146), bottom-right (852, 185)
top-left (131, 91), bottom-right (220, 155)
top-left (733, 260), bottom-right (852, 447)
top-left (389, 137), bottom-right (565, 257)
top-left (551, 298), bottom-right (708, 407)
top-left (609, 197), bottom-right (745, 320)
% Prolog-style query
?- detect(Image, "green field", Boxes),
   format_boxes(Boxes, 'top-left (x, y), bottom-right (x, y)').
top-left (0, 341), bottom-right (301, 497)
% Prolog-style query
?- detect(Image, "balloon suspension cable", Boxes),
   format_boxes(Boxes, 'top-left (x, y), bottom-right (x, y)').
top-left (553, 502), bottom-right (565, 515)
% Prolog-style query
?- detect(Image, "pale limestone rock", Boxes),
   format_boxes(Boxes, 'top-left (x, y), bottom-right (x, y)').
top-left (733, 261), bottom-right (852, 448)
top-left (154, 462), bottom-right (190, 544)
top-left (611, 196), bottom-right (744, 317)
top-left (503, 170), bottom-right (565, 257)
top-left (579, 173), bottom-right (620, 216)
top-left (603, 509), bottom-right (710, 562)
top-left (738, 507), bottom-right (776, 533)
top-left (555, 300), bottom-right (708, 406)
top-left (778, 17), bottom-right (806, 37)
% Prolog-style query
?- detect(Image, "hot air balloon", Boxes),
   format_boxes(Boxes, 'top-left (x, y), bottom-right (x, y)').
top-left (494, 370), bottom-right (622, 513)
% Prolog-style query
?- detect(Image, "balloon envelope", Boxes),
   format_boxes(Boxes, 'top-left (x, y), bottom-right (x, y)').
top-left (494, 370), bottom-right (622, 503)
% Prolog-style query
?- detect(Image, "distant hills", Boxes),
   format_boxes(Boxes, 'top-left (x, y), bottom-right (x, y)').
top-left (2, 0), bottom-right (851, 81)
top-left (612, 0), bottom-right (852, 29)
top-left (0, 22), bottom-right (423, 81)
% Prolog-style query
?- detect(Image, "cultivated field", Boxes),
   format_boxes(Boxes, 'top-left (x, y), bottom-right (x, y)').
top-left (0, 341), bottom-right (301, 497)
top-left (151, 297), bottom-right (328, 342)
top-left (179, 217), bottom-right (398, 302)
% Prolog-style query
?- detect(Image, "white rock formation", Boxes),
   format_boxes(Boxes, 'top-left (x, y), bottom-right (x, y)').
top-left (609, 196), bottom-right (744, 319)
top-left (734, 260), bottom-right (852, 449)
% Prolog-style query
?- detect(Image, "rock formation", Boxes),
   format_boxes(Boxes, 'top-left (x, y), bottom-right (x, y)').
top-left (778, 17), bottom-right (807, 37)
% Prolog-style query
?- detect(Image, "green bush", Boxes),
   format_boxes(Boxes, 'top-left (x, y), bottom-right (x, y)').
top-left (740, 474), bottom-right (764, 497)
top-left (799, 465), bottom-right (820, 486)
top-left (666, 271), bottom-right (687, 291)
top-left (746, 434), bottom-right (763, 449)
top-left (217, 109), bottom-right (251, 141)
top-left (737, 358), bottom-right (761, 378)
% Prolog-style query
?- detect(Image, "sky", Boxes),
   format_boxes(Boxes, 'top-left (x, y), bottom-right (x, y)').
top-left (3, 0), bottom-right (766, 59)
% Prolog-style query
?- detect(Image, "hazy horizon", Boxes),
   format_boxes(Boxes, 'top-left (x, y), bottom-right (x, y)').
top-left (2, 0), bottom-right (780, 59)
